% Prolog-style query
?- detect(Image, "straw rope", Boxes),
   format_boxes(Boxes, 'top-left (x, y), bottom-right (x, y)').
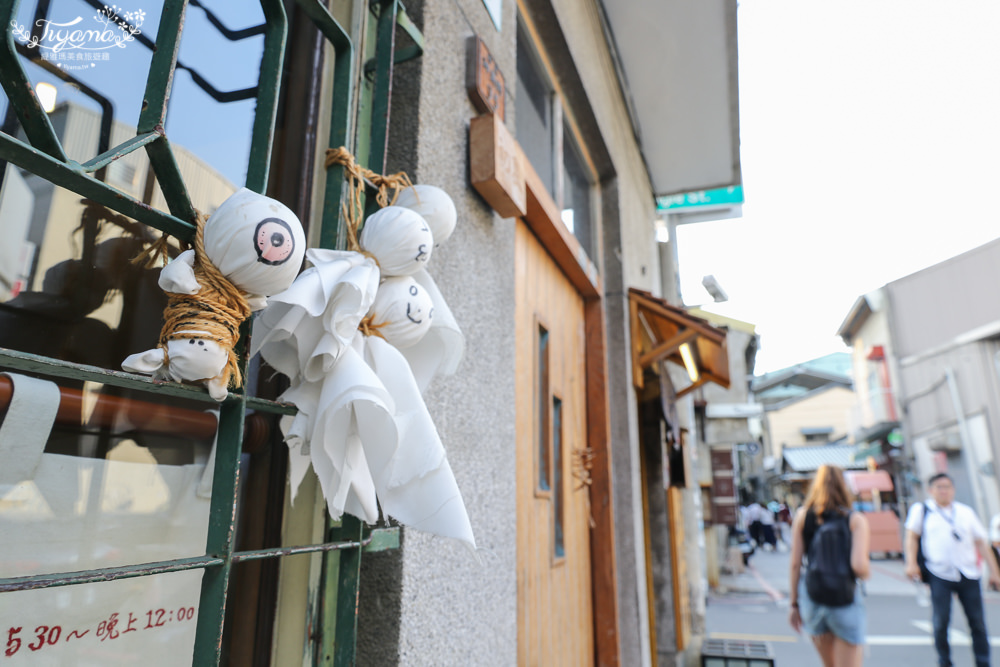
top-left (156, 211), bottom-right (251, 390)
top-left (325, 146), bottom-right (418, 340)
top-left (324, 146), bottom-right (414, 252)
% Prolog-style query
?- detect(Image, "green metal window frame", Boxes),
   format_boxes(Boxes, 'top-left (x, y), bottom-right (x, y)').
top-left (0, 0), bottom-right (424, 664)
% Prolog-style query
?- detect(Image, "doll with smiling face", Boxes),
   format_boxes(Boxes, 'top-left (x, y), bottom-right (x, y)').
top-left (123, 188), bottom-right (305, 400)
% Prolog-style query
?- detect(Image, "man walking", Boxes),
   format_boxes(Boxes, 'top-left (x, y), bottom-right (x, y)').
top-left (904, 473), bottom-right (1000, 667)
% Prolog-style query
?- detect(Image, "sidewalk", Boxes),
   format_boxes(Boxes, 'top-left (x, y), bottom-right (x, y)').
top-left (715, 545), bottom-right (940, 601)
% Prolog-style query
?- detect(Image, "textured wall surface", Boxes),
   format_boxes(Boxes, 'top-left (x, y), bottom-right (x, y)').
top-left (359, 0), bottom-right (519, 665)
top-left (357, 0), bottom-right (668, 663)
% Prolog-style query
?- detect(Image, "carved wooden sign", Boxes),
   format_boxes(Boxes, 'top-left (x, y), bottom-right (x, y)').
top-left (467, 36), bottom-right (505, 120)
top-left (469, 113), bottom-right (525, 218)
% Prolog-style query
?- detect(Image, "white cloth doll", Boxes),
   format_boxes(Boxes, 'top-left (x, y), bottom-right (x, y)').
top-left (123, 188), bottom-right (305, 400)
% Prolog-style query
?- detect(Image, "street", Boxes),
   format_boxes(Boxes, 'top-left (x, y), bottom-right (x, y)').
top-left (709, 545), bottom-right (1000, 664)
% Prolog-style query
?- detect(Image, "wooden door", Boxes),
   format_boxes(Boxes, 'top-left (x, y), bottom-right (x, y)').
top-left (515, 220), bottom-right (594, 666)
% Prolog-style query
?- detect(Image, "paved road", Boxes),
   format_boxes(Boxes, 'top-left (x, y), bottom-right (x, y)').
top-left (708, 545), bottom-right (1000, 665)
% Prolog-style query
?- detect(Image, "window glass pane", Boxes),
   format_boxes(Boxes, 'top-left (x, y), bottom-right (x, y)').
top-left (0, 1), bottom-right (266, 374)
top-left (0, 375), bottom-right (217, 664)
top-left (537, 325), bottom-right (550, 492)
top-left (515, 24), bottom-right (554, 195)
top-left (553, 395), bottom-right (564, 558)
top-left (561, 128), bottom-right (592, 257)
top-left (0, 3), bottom-right (269, 660)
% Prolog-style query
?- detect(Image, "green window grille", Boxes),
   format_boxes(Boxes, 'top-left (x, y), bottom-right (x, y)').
top-left (0, 0), bottom-right (424, 663)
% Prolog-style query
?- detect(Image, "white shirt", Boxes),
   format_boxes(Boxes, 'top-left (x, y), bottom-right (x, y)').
top-left (990, 513), bottom-right (1000, 544)
top-left (905, 499), bottom-right (988, 582)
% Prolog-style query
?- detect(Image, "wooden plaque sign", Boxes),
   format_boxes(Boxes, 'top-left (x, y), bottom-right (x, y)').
top-left (469, 113), bottom-right (526, 218)
top-left (467, 36), bottom-right (505, 120)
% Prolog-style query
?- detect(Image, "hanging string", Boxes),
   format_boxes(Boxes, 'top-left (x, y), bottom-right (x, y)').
top-left (324, 146), bottom-right (414, 252)
top-left (573, 447), bottom-right (597, 528)
top-left (157, 210), bottom-right (251, 390)
top-left (357, 313), bottom-right (388, 340)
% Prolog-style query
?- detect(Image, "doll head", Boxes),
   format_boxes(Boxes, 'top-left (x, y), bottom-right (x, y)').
top-left (203, 188), bottom-right (306, 296)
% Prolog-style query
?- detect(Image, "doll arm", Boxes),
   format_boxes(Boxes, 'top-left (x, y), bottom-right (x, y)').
top-left (158, 250), bottom-right (201, 294)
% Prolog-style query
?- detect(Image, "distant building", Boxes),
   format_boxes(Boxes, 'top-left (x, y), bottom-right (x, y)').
top-left (751, 353), bottom-right (856, 503)
top-left (839, 239), bottom-right (1000, 522)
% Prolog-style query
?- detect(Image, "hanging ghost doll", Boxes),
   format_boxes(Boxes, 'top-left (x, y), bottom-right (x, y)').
top-left (251, 152), bottom-right (474, 550)
top-left (123, 188), bottom-right (306, 400)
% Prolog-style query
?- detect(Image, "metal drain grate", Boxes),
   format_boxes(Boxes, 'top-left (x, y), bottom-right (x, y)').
top-left (701, 638), bottom-right (775, 666)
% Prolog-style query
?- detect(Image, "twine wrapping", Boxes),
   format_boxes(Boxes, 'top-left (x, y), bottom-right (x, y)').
top-left (157, 211), bottom-right (251, 390)
top-left (324, 147), bottom-right (414, 253)
top-left (357, 313), bottom-right (388, 340)
top-left (325, 147), bottom-right (418, 339)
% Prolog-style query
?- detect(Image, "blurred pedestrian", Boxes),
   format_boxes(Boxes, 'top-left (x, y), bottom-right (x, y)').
top-left (788, 464), bottom-right (871, 667)
top-left (904, 473), bottom-right (1000, 667)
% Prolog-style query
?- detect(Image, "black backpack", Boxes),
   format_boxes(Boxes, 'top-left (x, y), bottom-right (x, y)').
top-left (805, 511), bottom-right (856, 607)
top-left (916, 503), bottom-right (931, 583)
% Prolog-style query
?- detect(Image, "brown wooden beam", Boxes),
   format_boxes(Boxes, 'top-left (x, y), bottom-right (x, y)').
top-left (585, 298), bottom-right (621, 667)
top-left (637, 329), bottom-right (699, 371)
top-left (675, 376), bottom-right (711, 399)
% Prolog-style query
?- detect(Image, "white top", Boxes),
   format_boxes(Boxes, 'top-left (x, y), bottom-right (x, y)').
top-left (990, 513), bottom-right (1000, 544)
top-left (905, 499), bottom-right (987, 582)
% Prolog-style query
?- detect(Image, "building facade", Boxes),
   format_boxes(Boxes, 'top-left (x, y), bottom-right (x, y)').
top-left (0, 1), bottom-right (741, 665)
top-left (839, 239), bottom-right (1000, 525)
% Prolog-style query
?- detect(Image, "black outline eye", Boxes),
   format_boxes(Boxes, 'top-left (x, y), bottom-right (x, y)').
top-left (254, 217), bottom-right (296, 266)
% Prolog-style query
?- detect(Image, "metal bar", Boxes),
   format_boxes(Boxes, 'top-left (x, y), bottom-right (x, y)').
top-left (361, 8), bottom-right (424, 74)
top-left (368, 0), bottom-right (399, 176)
top-left (0, 0), bottom-right (67, 160)
top-left (137, 0), bottom-right (187, 133)
top-left (11, 42), bottom-right (116, 181)
top-left (0, 347), bottom-right (227, 403)
top-left (331, 516), bottom-right (364, 665)
top-left (245, 0), bottom-right (287, 193)
top-left (80, 131), bottom-right (163, 173)
top-left (0, 557), bottom-right (225, 593)
top-left (145, 135), bottom-right (197, 220)
top-left (135, 0), bottom-right (196, 219)
top-left (293, 0), bottom-right (356, 250)
top-left (176, 66), bottom-right (258, 103)
top-left (395, 5), bottom-right (424, 54)
top-left (190, 0), bottom-right (267, 40)
top-left (229, 527), bottom-right (398, 562)
top-left (0, 133), bottom-right (195, 238)
top-left (246, 395), bottom-right (299, 415)
top-left (192, 395), bottom-right (247, 664)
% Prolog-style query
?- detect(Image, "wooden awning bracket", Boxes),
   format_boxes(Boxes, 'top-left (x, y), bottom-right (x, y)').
top-left (628, 288), bottom-right (730, 394)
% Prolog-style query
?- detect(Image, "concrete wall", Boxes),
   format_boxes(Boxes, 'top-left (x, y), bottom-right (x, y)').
top-left (887, 238), bottom-right (1000, 359)
top-left (883, 242), bottom-right (1000, 522)
top-left (358, 1), bottom-right (519, 663)
top-left (358, 0), bottom-right (662, 663)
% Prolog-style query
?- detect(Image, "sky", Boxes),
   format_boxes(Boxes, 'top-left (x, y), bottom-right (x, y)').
top-left (675, 1), bottom-right (1000, 376)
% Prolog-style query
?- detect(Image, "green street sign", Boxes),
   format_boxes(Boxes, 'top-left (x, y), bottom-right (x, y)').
top-left (657, 185), bottom-right (744, 212)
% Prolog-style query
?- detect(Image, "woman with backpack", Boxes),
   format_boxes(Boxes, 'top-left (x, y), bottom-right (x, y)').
top-left (788, 464), bottom-right (871, 666)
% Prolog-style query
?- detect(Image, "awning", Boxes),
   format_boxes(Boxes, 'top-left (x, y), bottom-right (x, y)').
top-left (598, 0), bottom-right (741, 197)
top-left (845, 470), bottom-right (894, 495)
top-left (628, 288), bottom-right (730, 396)
top-left (782, 443), bottom-right (868, 473)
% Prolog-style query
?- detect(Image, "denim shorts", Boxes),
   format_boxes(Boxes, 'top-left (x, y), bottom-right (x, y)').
top-left (798, 580), bottom-right (866, 645)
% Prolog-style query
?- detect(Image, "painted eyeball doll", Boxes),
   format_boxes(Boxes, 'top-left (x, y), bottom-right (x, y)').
top-left (123, 188), bottom-right (306, 400)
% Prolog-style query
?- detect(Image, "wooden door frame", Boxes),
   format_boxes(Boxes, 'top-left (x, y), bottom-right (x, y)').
top-left (514, 142), bottom-right (621, 666)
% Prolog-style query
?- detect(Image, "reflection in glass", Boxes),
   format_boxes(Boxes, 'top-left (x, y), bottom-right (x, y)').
top-left (0, 4), bottom-right (271, 659)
